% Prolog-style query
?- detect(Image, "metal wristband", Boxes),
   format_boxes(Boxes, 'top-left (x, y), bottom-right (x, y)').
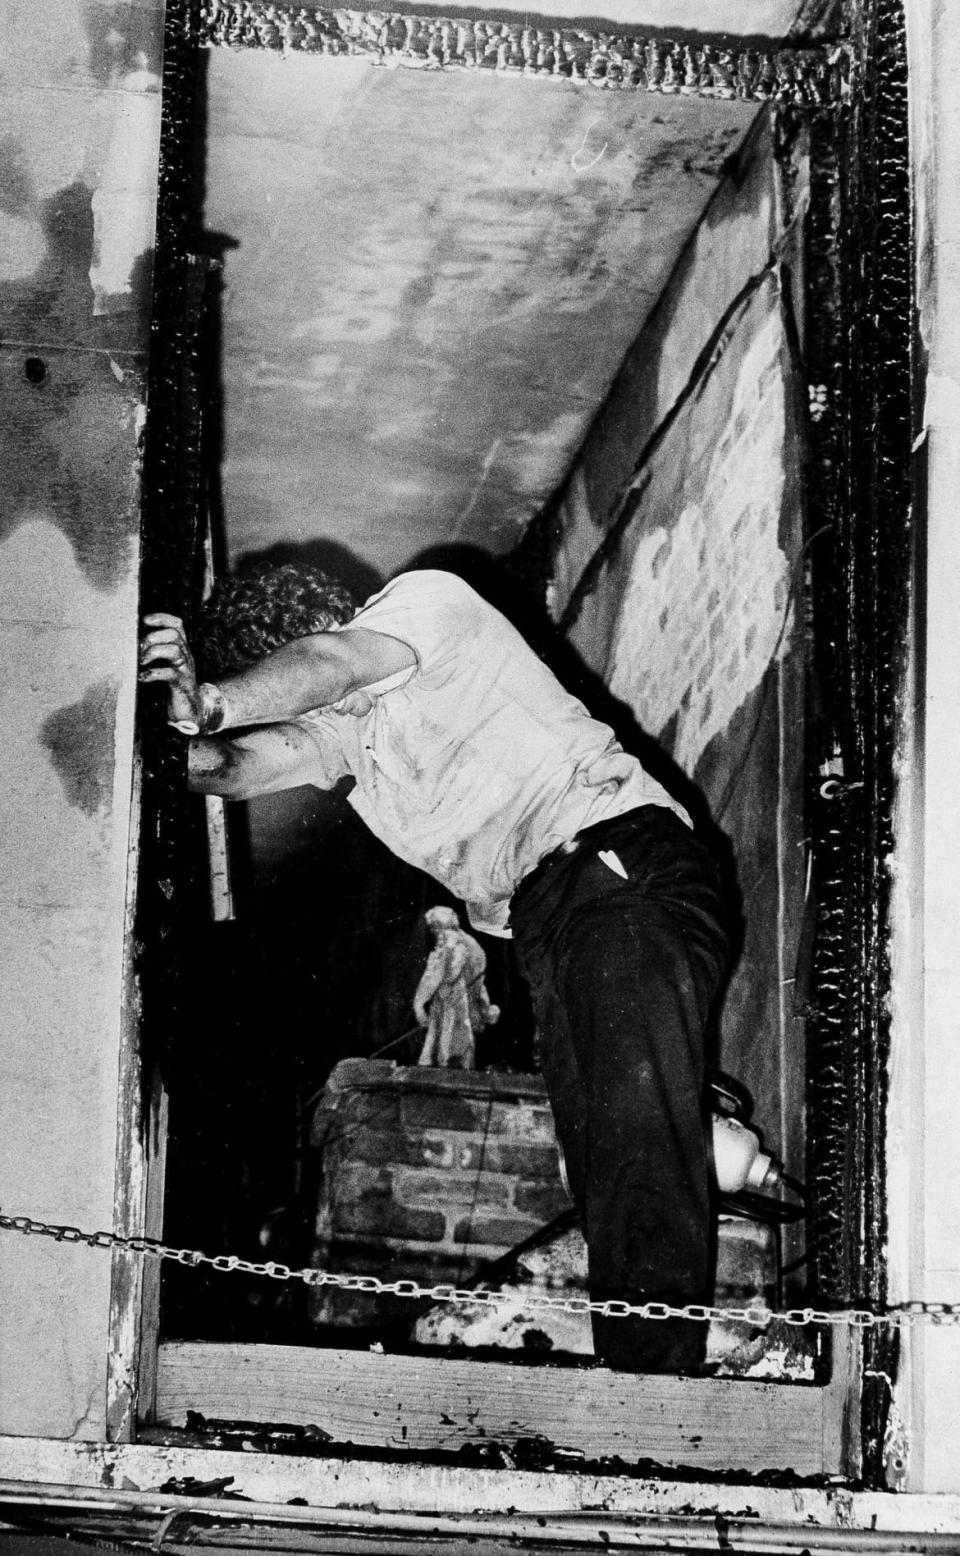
top-left (169, 682), bottom-right (227, 738)
top-left (197, 682), bottom-right (227, 734)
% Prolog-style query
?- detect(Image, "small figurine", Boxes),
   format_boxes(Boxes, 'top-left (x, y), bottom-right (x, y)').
top-left (413, 905), bottom-right (500, 1069)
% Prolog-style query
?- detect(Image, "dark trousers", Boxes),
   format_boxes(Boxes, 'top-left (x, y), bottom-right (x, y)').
top-left (510, 805), bottom-right (730, 1373)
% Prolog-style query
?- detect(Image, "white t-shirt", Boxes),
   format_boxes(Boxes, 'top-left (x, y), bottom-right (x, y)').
top-left (297, 570), bottom-right (688, 935)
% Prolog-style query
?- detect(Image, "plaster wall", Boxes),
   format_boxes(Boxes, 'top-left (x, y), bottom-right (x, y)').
top-left (890, 0), bottom-right (960, 1496)
top-left (0, 0), bottom-right (163, 1438)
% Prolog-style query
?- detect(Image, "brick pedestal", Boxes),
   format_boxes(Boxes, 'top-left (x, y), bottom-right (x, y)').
top-left (308, 1059), bottom-right (781, 1358)
top-left (309, 1060), bottom-right (574, 1329)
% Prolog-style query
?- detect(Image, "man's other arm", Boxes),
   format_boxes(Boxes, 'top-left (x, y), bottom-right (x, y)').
top-left (187, 722), bottom-right (345, 800)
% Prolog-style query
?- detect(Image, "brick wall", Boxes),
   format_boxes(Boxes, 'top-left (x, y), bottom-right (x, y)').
top-left (542, 118), bottom-right (809, 1199)
top-left (603, 297), bottom-right (795, 778)
top-left (308, 1059), bottom-right (574, 1327)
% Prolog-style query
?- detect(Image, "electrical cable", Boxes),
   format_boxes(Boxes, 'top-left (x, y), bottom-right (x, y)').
top-left (718, 1189), bottom-right (806, 1226)
top-left (463, 1207), bottom-right (580, 1291)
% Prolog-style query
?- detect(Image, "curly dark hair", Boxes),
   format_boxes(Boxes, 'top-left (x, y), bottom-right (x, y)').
top-left (196, 562), bottom-right (360, 680)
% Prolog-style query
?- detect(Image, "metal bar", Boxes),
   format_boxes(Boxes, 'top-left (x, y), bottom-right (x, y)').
top-left (3, 1479), bottom-right (960, 1553)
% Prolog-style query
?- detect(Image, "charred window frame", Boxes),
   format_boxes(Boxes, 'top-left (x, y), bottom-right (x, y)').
top-left (801, 0), bottom-right (914, 1484)
top-left (133, 0), bottom-right (915, 1485)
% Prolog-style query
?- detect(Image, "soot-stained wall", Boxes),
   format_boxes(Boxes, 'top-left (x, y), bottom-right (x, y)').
top-left (0, 0), bottom-right (163, 1438)
top-left (545, 116), bottom-right (808, 1181)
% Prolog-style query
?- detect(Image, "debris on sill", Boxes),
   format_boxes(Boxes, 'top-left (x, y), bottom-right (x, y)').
top-left (412, 1222), bottom-right (816, 1382)
top-left (308, 1061), bottom-right (815, 1384)
top-left (155, 1474), bottom-right (248, 1499)
top-left (138, 1416), bottom-right (854, 1491)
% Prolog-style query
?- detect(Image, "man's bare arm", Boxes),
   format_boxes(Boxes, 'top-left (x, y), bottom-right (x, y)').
top-left (139, 612), bottom-right (415, 733)
top-left (198, 626), bottom-right (414, 726)
top-left (187, 722), bottom-right (345, 800)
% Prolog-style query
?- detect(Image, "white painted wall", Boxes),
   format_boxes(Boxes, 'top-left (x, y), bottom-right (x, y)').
top-left (0, 0), bottom-right (163, 1439)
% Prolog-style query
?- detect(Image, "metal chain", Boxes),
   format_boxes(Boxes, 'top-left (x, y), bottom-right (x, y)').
top-left (3, 1208), bottom-right (958, 1330)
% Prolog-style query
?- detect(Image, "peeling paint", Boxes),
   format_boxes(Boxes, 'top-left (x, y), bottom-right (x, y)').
top-left (83, 1), bottom-right (165, 89)
top-left (0, 130), bottom-right (157, 342)
top-left (90, 72), bottom-right (162, 312)
top-left (923, 369), bottom-right (960, 432)
top-left (39, 677), bottom-right (120, 817)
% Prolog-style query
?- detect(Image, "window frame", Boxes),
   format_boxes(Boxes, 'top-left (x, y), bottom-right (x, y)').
top-left (115, 0), bottom-right (914, 1487)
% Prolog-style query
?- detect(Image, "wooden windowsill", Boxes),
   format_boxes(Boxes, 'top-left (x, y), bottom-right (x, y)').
top-left (152, 1335), bottom-right (858, 1479)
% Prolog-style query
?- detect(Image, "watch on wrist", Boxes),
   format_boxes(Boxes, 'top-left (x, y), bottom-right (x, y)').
top-left (169, 682), bottom-right (227, 737)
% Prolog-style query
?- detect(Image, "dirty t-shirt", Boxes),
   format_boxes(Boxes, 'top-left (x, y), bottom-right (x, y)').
top-left (296, 570), bottom-right (689, 935)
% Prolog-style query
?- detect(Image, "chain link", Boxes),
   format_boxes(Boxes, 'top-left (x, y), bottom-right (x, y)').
top-left (4, 1207), bottom-right (958, 1330)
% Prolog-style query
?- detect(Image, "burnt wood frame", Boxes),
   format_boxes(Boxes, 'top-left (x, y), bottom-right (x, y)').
top-left (137, 0), bottom-right (914, 1488)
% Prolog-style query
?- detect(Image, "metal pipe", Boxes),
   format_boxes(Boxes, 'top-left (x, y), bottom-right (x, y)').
top-left (2, 1479), bottom-right (959, 1554)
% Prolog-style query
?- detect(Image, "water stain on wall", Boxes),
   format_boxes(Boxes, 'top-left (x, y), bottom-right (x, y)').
top-left (0, 161), bottom-right (148, 589)
top-left (40, 677), bottom-right (120, 817)
top-left (0, 338), bottom-right (142, 589)
top-left (0, 134), bottom-right (33, 218)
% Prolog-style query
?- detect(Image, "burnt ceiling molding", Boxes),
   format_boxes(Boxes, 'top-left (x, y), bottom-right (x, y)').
top-left (790, 0), bottom-right (845, 35)
top-left (197, 1), bottom-right (852, 104)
